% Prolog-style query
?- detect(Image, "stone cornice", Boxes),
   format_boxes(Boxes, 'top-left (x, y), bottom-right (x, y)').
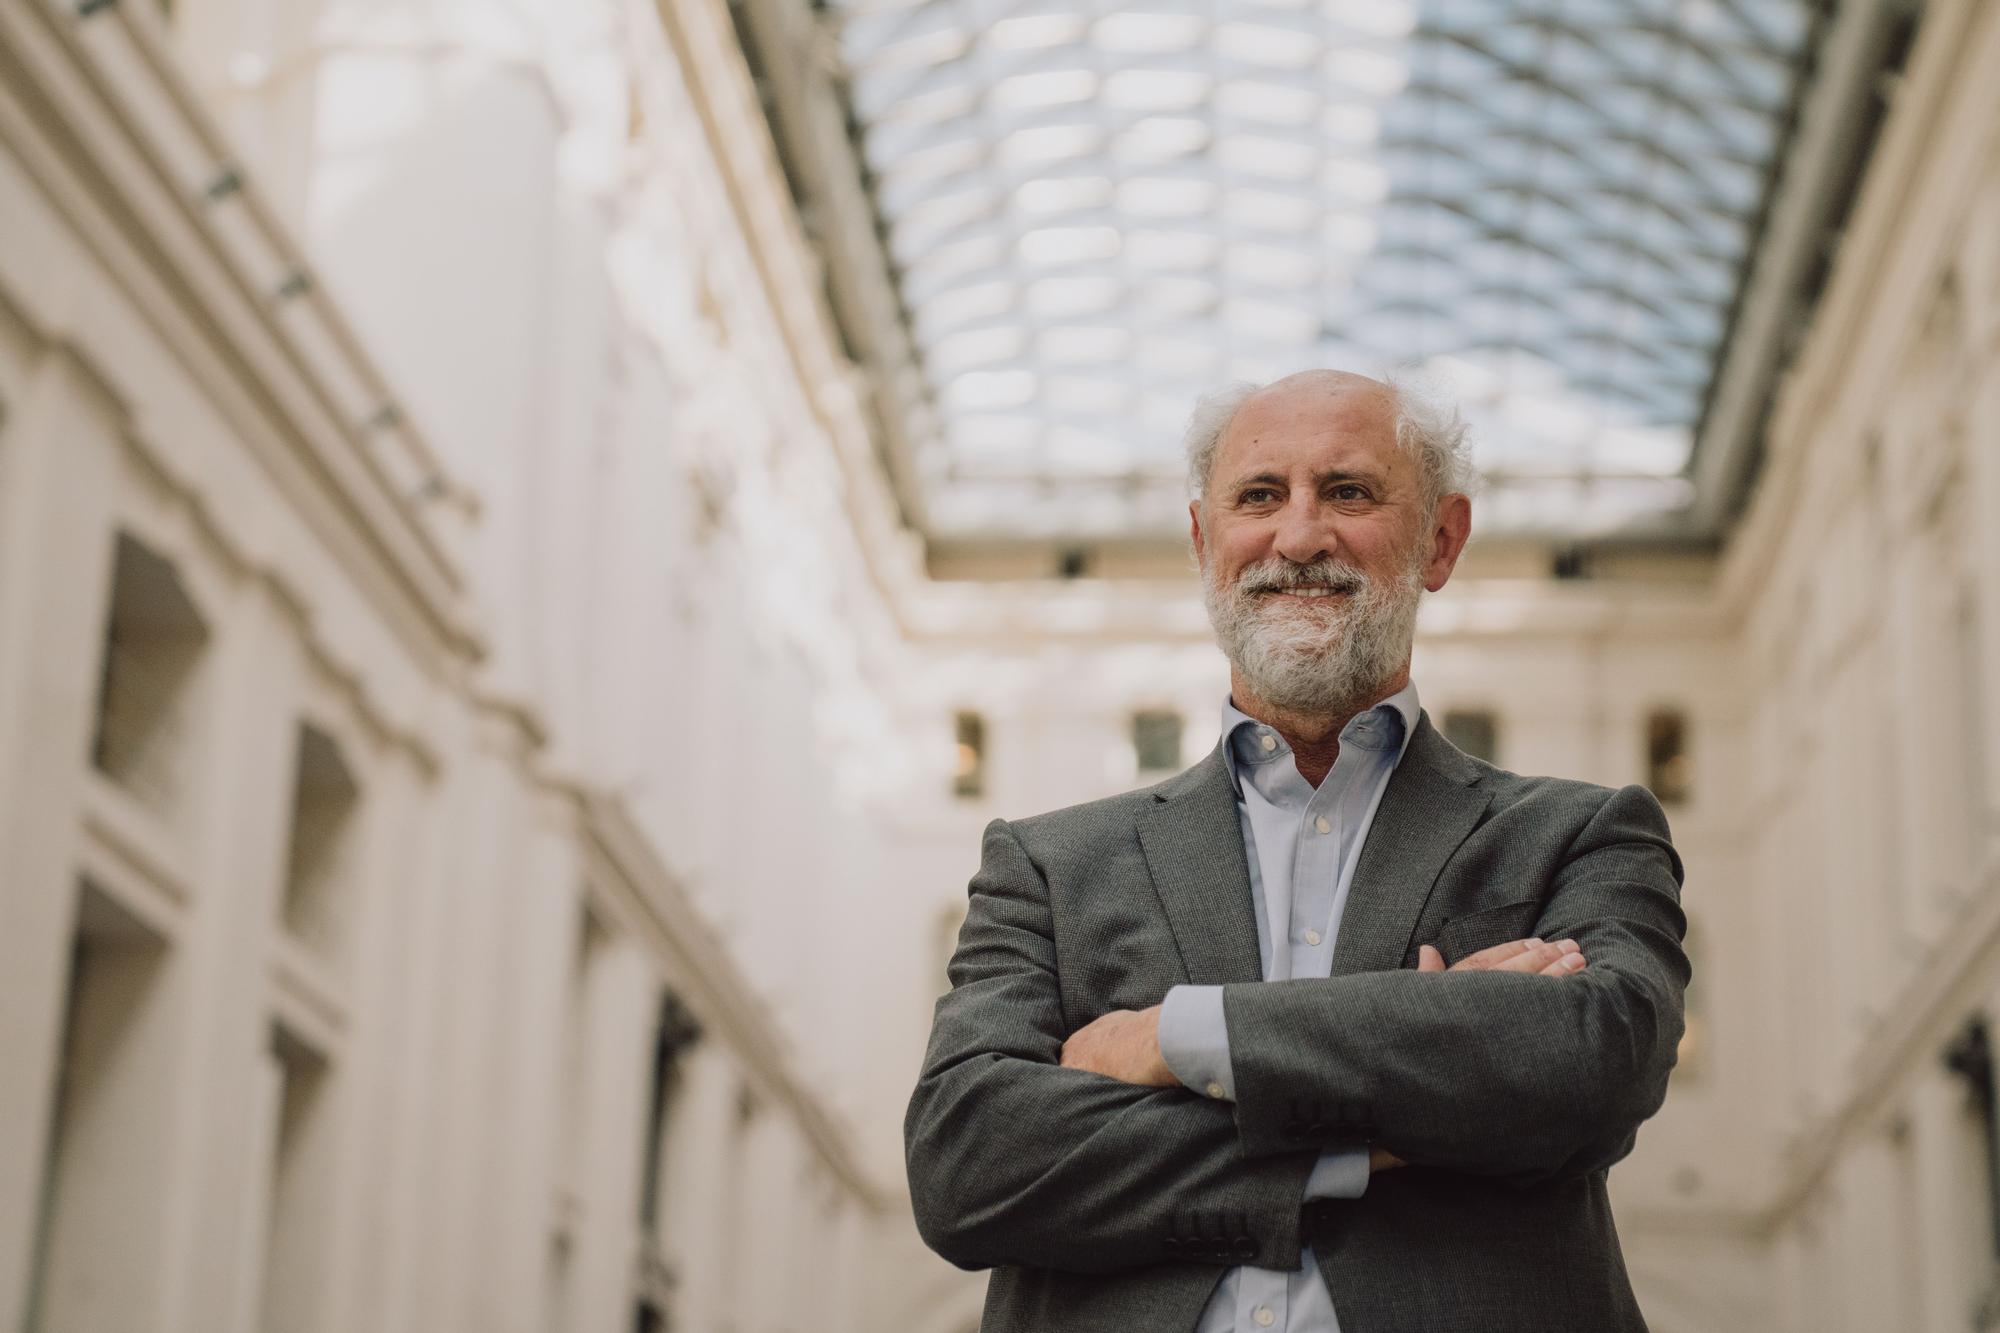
top-left (0, 0), bottom-right (479, 669)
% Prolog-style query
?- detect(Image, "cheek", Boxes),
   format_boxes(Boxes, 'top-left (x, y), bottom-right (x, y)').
top-left (1219, 525), bottom-right (1272, 565)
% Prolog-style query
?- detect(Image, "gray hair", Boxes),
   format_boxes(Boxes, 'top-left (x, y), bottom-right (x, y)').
top-left (1183, 368), bottom-right (1479, 516)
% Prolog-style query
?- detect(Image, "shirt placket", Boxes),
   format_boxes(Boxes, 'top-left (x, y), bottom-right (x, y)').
top-left (1290, 777), bottom-right (1343, 975)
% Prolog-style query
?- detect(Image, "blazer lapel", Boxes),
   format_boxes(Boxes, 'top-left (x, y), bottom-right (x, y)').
top-left (1136, 740), bottom-right (1264, 986)
top-left (1330, 709), bottom-right (1493, 977)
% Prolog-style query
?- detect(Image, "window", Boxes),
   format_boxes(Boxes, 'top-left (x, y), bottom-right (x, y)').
top-left (91, 533), bottom-right (210, 819)
top-left (1646, 708), bottom-right (1692, 806)
top-left (638, 993), bottom-right (702, 1232)
top-left (29, 880), bottom-right (173, 1332)
top-left (280, 724), bottom-right (360, 961)
top-left (258, 1024), bottom-right (333, 1331)
top-left (1441, 710), bottom-right (1499, 764)
top-left (1943, 1015), bottom-right (2000, 1269)
top-left (1132, 710), bottom-right (1183, 775)
top-left (953, 712), bottom-right (986, 799)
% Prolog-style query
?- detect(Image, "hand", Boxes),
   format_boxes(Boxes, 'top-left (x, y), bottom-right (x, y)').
top-left (1059, 1004), bottom-right (1180, 1087)
top-left (1416, 936), bottom-right (1587, 976)
top-left (1369, 1147), bottom-right (1406, 1174)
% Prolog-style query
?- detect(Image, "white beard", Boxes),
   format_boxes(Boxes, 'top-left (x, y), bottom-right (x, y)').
top-left (1201, 542), bottom-right (1426, 717)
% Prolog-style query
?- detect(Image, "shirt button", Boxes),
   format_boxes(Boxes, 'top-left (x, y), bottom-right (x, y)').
top-left (1259, 733), bottom-right (1278, 752)
top-left (1255, 1307), bottom-right (1276, 1328)
top-left (1303, 928), bottom-right (1322, 946)
top-left (1205, 1081), bottom-right (1226, 1099)
top-left (1315, 816), bottom-right (1331, 834)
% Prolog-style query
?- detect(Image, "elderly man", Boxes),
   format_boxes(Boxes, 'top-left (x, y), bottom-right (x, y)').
top-left (905, 369), bottom-right (1689, 1332)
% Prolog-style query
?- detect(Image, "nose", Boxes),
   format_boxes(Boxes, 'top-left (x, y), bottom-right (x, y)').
top-left (1270, 492), bottom-right (1337, 565)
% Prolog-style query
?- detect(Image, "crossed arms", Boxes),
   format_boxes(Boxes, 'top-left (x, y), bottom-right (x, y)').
top-left (903, 783), bottom-right (1689, 1274)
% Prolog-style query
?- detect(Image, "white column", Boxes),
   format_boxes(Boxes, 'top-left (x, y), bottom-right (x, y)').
top-left (405, 726), bottom-right (537, 1333)
top-left (1960, 320), bottom-right (2000, 881)
top-left (1909, 1070), bottom-right (1990, 1333)
top-left (313, 744), bottom-right (432, 1333)
top-left (158, 582), bottom-right (310, 1333)
top-left (472, 802), bottom-right (584, 1333)
top-left (0, 350), bottom-right (121, 1325)
top-left (563, 934), bottom-right (655, 1333)
top-left (657, 1041), bottom-right (742, 1331)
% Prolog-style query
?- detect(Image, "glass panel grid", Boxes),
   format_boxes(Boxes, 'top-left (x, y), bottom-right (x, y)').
top-left (831, 0), bottom-right (1819, 539)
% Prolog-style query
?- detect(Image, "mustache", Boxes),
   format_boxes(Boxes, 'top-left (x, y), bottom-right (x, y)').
top-left (1233, 558), bottom-right (1368, 596)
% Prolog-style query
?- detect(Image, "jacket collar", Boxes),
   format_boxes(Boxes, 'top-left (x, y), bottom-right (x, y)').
top-left (1136, 708), bottom-right (1492, 984)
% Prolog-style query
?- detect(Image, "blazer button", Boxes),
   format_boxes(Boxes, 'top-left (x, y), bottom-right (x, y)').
top-left (1233, 1236), bottom-right (1258, 1261)
top-left (1307, 1122), bottom-right (1331, 1138)
top-left (1164, 1236), bottom-right (1184, 1257)
top-left (1282, 1120), bottom-right (1306, 1141)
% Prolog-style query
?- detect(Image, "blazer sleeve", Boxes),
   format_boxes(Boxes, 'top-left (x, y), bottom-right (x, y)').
top-left (904, 817), bottom-right (1319, 1274)
top-left (1217, 783), bottom-right (1689, 1187)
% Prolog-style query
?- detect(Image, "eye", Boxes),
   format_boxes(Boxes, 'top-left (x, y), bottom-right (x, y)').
top-left (1238, 487), bottom-right (1279, 504)
top-left (1330, 483), bottom-right (1370, 501)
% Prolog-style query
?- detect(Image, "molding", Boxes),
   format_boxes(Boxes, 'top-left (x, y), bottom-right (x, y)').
top-left (731, 0), bottom-right (934, 533)
top-left (0, 0), bottom-right (478, 666)
top-left (1686, 0), bottom-right (1904, 534)
top-left (1710, 0), bottom-right (1997, 628)
top-left (1763, 844), bottom-right (2000, 1225)
top-left (576, 790), bottom-right (891, 1211)
top-left (647, 0), bottom-right (929, 640)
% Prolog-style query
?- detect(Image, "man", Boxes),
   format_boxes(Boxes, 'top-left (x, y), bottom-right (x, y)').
top-left (905, 369), bottom-right (1689, 1331)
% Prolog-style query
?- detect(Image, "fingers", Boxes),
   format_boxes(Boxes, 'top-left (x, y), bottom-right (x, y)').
top-left (1485, 938), bottom-right (1584, 975)
top-left (1368, 1147), bottom-right (1407, 1173)
top-left (1538, 947), bottom-right (1587, 977)
top-left (1444, 936), bottom-right (1588, 975)
top-left (1417, 943), bottom-right (1445, 972)
top-left (1455, 936), bottom-right (1546, 970)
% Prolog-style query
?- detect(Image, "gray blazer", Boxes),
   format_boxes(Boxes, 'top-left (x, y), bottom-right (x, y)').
top-left (905, 708), bottom-right (1689, 1332)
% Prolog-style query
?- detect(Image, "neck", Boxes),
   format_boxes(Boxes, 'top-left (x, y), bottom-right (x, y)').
top-left (1229, 663), bottom-right (1410, 787)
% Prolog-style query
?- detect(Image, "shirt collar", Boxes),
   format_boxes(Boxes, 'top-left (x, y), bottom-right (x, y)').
top-left (1219, 678), bottom-right (1421, 798)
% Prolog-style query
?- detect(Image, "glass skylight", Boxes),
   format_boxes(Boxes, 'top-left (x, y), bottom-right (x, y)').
top-left (829, 0), bottom-right (1820, 540)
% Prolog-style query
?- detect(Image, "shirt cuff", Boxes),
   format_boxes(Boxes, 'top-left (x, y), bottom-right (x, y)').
top-left (1159, 984), bottom-right (1234, 1101)
top-left (1303, 1148), bottom-right (1371, 1200)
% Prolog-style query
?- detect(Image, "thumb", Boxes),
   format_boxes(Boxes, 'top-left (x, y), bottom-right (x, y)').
top-left (1417, 943), bottom-right (1444, 973)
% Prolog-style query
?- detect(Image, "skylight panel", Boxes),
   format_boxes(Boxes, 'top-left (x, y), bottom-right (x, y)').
top-left (829, 0), bottom-right (1823, 541)
top-left (996, 122), bottom-right (1107, 166)
top-left (1215, 133), bottom-right (1319, 181)
top-left (1094, 12), bottom-right (1209, 54)
top-left (1038, 325), bottom-right (1132, 363)
top-left (1101, 68), bottom-right (1215, 111)
top-left (1018, 225), bottom-right (1123, 265)
top-left (986, 11), bottom-right (1091, 50)
top-left (1116, 175), bottom-right (1218, 217)
top-left (1113, 116), bottom-right (1213, 162)
top-left (1216, 20), bottom-right (1323, 70)
top-left (1126, 227), bottom-right (1221, 269)
top-left (991, 69), bottom-right (1100, 111)
top-left (1045, 375), bottom-right (1134, 416)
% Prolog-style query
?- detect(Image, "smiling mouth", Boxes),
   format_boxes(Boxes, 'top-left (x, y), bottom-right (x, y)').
top-left (1261, 586), bottom-right (1352, 598)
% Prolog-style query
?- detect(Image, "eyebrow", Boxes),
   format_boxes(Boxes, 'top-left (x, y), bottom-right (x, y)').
top-left (1227, 468), bottom-right (1387, 493)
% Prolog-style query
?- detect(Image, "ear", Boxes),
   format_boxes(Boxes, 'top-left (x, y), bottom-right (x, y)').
top-left (1422, 494), bottom-right (1472, 592)
top-left (1188, 500), bottom-right (1206, 564)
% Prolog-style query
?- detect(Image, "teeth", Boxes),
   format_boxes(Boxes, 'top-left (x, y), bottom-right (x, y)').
top-left (1271, 587), bottom-right (1345, 597)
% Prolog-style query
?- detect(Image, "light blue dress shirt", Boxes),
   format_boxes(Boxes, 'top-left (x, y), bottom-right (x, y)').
top-left (1158, 679), bottom-right (1422, 1333)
